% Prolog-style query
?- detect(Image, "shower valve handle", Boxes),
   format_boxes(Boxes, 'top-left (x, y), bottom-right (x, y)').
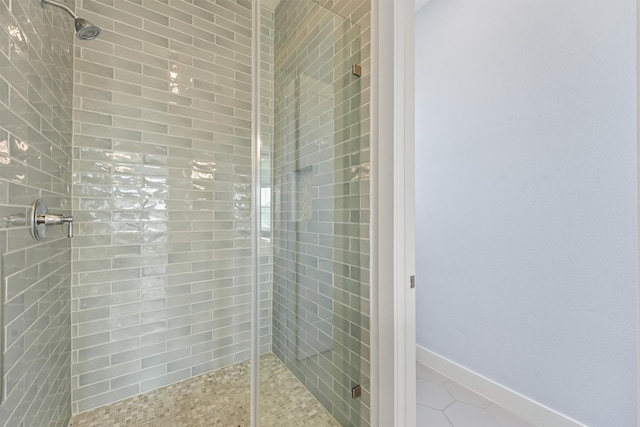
top-left (30, 199), bottom-right (74, 240)
top-left (36, 213), bottom-right (74, 237)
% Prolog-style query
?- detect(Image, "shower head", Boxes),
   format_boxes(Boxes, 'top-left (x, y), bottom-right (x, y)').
top-left (74, 18), bottom-right (101, 40)
top-left (41, 0), bottom-right (101, 40)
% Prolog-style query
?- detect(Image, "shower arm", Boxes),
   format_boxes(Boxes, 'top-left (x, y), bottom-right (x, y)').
top-left (41, 0), bottom-right (78, 19)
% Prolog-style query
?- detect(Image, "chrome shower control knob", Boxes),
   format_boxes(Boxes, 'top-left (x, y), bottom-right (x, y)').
top-left (31, 199), bottom-right (48, 241)
top-left (30, 199), bottom-right (74, 241)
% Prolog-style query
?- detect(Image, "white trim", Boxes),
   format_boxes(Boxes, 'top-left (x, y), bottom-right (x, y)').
top-left (370, 0), bottom-right (391, 423)
top-left (417, 346), bottom-right (587, 427)
top-left (395, 0), bottom-right (416, 425)
top-left (636, 0), bottom-right (640, 424)
top-left (371, 0), bottom-right (416, 425)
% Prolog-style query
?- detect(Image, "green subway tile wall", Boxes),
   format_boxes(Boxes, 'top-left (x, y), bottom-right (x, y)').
top-left (269, 0), bottom-right (370, 425)
top-left (0, 0), bottom-right (75, 425)
top-left (71, 0), bottom-right (271, 414)
top-left (0, 0), bottom-right (371, 424)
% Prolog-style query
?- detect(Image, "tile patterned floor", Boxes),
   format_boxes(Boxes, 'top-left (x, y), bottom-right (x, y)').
top-left (69, 353), bottom-right (340, 427)
top-left (417, 362), bottom-right (538, 427)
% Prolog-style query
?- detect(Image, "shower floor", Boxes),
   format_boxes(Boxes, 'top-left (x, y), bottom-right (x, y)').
top-left (68, 353), bottom-right (340, 427)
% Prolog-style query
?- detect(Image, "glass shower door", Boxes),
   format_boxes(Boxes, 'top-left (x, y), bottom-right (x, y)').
top-left (257, 0), bottom-right (366, 425)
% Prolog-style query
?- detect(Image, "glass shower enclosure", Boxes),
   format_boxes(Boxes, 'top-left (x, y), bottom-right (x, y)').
top-left (0, 0), bottom-right (369, 425)
top-left (257, 0), bottom-right (367, 425)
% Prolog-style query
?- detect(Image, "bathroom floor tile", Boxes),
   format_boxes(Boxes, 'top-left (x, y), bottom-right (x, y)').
top-left (416, 403), bottom-right (453, 427)
top-left (444, 401), bottom-right (503, 427)
top-left (443, 380), bottom-right (491, 408)
top-left (69, 353), bottom-right (339, 427)
top-left (417, 378), bottom-right (455, 410)
top-left (417, 361), bottom-right (539, 427)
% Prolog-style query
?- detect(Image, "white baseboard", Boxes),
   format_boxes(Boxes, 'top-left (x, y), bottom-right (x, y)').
top-left (416, 345), bottom-right (586, 427)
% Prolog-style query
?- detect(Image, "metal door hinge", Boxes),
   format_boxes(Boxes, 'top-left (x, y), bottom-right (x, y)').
top-left (410, 275), bottom-right (415, 289)
top-left (352, 385), bottom-right (362, 399)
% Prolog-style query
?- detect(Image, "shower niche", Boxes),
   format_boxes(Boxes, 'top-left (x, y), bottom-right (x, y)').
top-left (292, 166), bottom-right (313, 222)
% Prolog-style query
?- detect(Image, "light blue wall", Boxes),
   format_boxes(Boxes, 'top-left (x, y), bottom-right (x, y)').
top-left (415, 1), bottom-right (638, 426)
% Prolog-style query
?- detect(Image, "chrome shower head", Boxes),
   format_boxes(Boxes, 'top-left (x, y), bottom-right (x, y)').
top-left (41, 0), bottom-right (101, 40)
top-left (74, 17), bottom-right (101, 40)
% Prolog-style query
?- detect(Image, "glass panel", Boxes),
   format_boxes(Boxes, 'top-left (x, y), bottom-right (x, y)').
top-left (258, 1), bottom-right (365, 425)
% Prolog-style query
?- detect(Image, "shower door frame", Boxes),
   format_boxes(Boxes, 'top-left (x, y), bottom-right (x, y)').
top-left (250, 1), bottom-right (261, 426)
top-left (370, 0), bottom-right (416, 426)
top-left (636, 4), bottom-right (640, 426)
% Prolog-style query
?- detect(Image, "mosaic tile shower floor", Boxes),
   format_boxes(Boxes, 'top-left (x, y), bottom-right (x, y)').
top-left (68, 354), bottom-right (340, 427)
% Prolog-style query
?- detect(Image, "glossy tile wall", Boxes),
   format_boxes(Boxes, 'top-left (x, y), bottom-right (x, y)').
top-left (321, 5), bottom-right (371, 420)
top-left (70, 0), bottom-right (271, 413)
top-left (258, 3), bottom-right (275, 356)
top-left (319, 2), bottom-right (371, 425)
top-left (0, 0), bottom-right (75, 425)
top-left (270, 0), bottom-right (370, 425)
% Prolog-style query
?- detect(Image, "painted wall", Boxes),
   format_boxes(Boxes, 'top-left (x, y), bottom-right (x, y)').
top-left (415, 1), bottom-right (638, 426)
top-left (0, 0), bottom-right (75, 425)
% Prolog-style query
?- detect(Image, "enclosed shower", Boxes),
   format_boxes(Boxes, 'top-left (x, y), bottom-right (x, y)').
top-left (0, 0), bottom-right (370, 426)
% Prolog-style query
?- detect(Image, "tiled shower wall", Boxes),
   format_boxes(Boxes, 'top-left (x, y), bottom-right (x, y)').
top-left (324, 3), bottom-right (370, 423)
top-left (0, 0), bottom-right (75, 425)
top-left (270, 0), bottom-right (370, 425)
top-left (258, 3), bottom-right (275, 357)
top-left (71, 0), bottom-right (274, 413)
top-left (0, 0), bottom-right (372, 423)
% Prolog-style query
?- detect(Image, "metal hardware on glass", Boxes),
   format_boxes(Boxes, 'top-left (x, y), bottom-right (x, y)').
top-left (30, 199), bottom-right (74, 241)
top-left (352, 63), bottom-right (362, 77)
top-left (351, 385), bottom-right (362, 399)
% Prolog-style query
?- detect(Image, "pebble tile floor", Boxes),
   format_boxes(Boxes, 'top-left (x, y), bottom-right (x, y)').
top-left (417, 362), bottom-right (538, 427)
top-left (69, 353), bottom-right (339, 427)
